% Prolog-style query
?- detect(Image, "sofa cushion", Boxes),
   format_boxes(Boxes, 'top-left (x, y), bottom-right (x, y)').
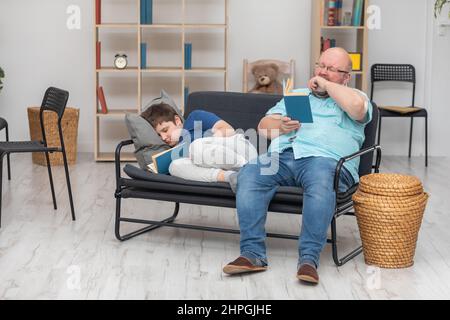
top-left (122, 164), bottom-right (357, 205)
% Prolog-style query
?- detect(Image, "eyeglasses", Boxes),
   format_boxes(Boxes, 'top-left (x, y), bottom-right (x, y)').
top-left (315, 62), bottom-right (350, 74)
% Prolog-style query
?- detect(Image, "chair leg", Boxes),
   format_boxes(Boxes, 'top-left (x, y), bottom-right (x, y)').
top-left (425, 116), bottom-right (428, 167)
top-left (5, 124), bottom-right (11, 180)
top-left (61, 149), bottom-right (76, 221)
top-left (0, 154), bottom-right (3, 228)
top-left (377, 116), bottom-right (382, 146)
top-left (409, 117), bottom-right (414, 158)
top-left (331, 215), bottom-right (363, 266)
top-left (44, 152), bottom-right (57, 210)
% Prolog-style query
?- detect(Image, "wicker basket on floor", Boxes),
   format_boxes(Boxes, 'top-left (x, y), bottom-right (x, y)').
top-left (352, 173), bottom-right (428, 269)
top-left (27, 107), bottom-right (80, 166)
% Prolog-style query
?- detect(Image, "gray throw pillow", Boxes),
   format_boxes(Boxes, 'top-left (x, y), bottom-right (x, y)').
top-left (143, 89), bottom-right (183, 116)
top-left (125, 90), bottom-right (184, 169)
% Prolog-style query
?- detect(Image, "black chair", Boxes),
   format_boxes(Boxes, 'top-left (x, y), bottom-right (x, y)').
top-left (0, 118), bottom-right (11, 180)
top-left (371, 64), bottom-right (428, 166)
top-left (114, 91), bottom-right (381, 266)
top-left (0, 87), bottom-right (76, 228)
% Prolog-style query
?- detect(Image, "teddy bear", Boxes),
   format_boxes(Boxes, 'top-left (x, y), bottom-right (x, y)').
top-left (249, 63), bottom-right (283, 95)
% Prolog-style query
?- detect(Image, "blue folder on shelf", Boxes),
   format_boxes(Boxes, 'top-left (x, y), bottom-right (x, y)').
top-left (283, 79), bottom-right (313, 123)
top-left (141, 43), bottom-right (147, 69)
top-left (184, 43), bottom-right (192, 69)
top-left (146, 0), bottom-right (153, 24)
top-left (140, 0), bottom-right (153, 24)
top-left (184, 87), bottom-right (189, 106)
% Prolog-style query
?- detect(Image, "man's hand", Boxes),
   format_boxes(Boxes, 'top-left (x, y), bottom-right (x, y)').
top-left (308, 76), bottom-right (329, 94)
top-left (280, 116), bottom-right (301, 135)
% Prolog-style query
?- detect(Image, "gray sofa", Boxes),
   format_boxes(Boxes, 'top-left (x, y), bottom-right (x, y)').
top-left (114, 91), bottom-right (381, 266)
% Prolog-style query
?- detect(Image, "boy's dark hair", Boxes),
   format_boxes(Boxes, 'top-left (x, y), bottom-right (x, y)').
top-left (141, 103), bottom-right (179, 128)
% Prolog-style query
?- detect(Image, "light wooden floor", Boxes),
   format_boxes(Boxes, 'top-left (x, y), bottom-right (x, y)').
top-left (0, 154), bottom-right (449, 300)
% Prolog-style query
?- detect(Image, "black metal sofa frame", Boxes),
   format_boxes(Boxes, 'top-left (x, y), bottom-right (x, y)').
top-left (114, 91), bottom-right (381, 266)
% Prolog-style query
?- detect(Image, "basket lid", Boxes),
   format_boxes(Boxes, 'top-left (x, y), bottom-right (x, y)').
top-left (358, 173), bottom-right (423, 197)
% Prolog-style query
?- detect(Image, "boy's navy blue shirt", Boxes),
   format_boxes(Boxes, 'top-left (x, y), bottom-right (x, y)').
top-left (180, 110), bottom-right (221, 143)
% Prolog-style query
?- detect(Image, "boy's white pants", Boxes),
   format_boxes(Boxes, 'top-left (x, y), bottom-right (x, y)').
top-left (169, 134), bottom-right (258, 182)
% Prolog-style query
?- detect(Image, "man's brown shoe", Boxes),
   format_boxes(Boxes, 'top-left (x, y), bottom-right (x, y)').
top-left (296, 263), bottom-right (319, 284)
top-left (223, 256), bottom-right (267, 275)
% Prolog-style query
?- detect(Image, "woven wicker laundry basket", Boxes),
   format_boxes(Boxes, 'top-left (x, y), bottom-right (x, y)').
top-left (27, 107), bottom-right (79, 166)
top-left (352, 173), bottom-right (428, 269)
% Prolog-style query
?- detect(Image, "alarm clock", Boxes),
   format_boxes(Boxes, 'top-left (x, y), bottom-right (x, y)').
top-left (114, 53), bottom-right (128, 69)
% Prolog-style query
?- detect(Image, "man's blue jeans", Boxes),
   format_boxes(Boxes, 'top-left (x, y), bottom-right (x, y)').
top-left (236, 149), bottom-right (355, 268)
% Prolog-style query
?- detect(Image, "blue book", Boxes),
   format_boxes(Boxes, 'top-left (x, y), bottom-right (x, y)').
top-left (146, 0), bottom-right (153, 25)
top-left (184, 87), bottom-right (189, 107)
top-left (140, 0), bottom-right (146, 24)
top-left (352, 0), bottom-right (363, 26)
top-left (147, 143), bottom-right (186, 175)
top-left (184, 43), bottom-right (192, 69)
top-left (336, 0), bottom-right (343, 26)
top-left (284, 95), bottom-right (314, 123)
top-left (141, 43), bottom-right (147, 69)
top-left (283, 79), bottom-right (313, 123)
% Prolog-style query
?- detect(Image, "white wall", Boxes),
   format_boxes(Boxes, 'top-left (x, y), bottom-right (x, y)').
top-left (0, 0), bottom-right (94, 152)
top-left (0, 0), bottom-right (448, 156)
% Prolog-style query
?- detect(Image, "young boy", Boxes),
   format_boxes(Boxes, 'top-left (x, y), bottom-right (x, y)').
top-left (141, 103), bottom-right (258, 186)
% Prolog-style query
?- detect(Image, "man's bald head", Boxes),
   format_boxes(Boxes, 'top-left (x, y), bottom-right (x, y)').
top-left (315, 47), bottom-right (352, 86)
top-left (320, 47), bottom-right (353, 72)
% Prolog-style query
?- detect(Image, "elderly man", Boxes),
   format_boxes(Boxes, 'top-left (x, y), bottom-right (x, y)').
top-left (223, 48), bottom-right (373, 284)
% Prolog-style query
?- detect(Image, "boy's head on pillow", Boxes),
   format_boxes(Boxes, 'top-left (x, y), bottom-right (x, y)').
top-left (141, 103), bottom-right (183, 147)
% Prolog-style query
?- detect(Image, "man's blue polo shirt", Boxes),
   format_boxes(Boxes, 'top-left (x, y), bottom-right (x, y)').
top-left (266, 88), bottom-right (372, 183)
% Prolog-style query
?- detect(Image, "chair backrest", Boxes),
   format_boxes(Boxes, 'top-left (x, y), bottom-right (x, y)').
top-left (39, 87), bottom-right (69, 147)
top-left (243, 59), bottom-right (295, 93)
top-left (40, 87), bottom-right (69, 120)
top-left (186, 91), bottom-right (379, 178)
top-left (370, 64), bottom-right (416, 106)
top-left (359, 102), bottom-right (379, 176)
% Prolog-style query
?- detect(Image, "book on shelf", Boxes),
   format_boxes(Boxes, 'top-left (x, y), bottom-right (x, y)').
top-left (96, 41), bottom-right (101, 69)
top-left (96, 0), bottom-right (101, 24)
top-left (336, 0), bottom-right (343, 26)
top-left (321, 37), bottom-right (336, 52)
top-left (97, 86), bottom-right (108, 114)
top-left (184, 43), bottom-right (192, 70)
top-left (147, 143), bottom-right (186, 174)
top-left (327, 0), bottom-right (337, 26)
top-left (184, 87), bottom-right (189, 107)
top-left (141, 43), bottom-right (147, 69)
top-left (330, 38), bottom-right (336, 48)
top-left (352, 0), bottom-right (364, 26)
top-left (282, 78), bottom-right (313, 123)
top-left (140, 0), bottom-right (145, 24)
top-left (324, 0), bottom-right (364, 27)
top-left (140, 0), bottom-right (153, 24)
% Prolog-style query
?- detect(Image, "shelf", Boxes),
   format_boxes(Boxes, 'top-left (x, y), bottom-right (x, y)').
top-left (311, 0), bottom-right (369, 93)
top-left (320, 26), bottom-right (365, 30)
top-left (141, 24), bottom-right (183, 29)
top-left (96, 23), bottom-right (139, 28)
top-left (94, 0), bottom-right (228, 161)
top-left (140, 23), bottom-right (227, 29)
top-left (184, 24), bottom-right (227, 29)
top-left (96, 109), bottom-right (138, 117)
top-left (141, 67), bottom-right (183, 73)
top-left (96, 152), bottom-right (136, 162)
top-left (96, 67), bottom-right (139, 73)
top-left (185, 67), bottom-right (226, 74)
